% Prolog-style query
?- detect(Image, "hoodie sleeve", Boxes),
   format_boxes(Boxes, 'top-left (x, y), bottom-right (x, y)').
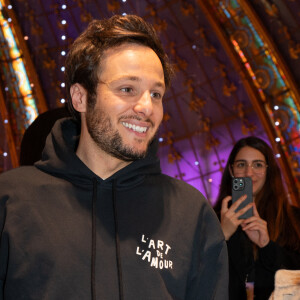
top-left (185, 203), bottom-right (229, 300)
top-left (259, 240), bottom-right (300, 271)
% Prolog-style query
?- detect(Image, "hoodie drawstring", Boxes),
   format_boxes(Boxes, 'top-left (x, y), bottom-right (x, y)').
top-left (112, 179), bottom-right (124, 300)
top-left (91, 179), bottom-right (124, 300)
top-left (91, 178), bottom-right (97, 300)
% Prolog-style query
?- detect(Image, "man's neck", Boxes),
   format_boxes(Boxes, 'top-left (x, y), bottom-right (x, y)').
top-left (76, 135), bottom-right (132, 180)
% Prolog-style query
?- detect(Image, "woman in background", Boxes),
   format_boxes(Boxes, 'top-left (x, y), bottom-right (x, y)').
top-left (214, 136), bottom-right (300, 300)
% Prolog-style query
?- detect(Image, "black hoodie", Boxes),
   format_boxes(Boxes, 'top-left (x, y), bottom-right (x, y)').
top-left (0, 118), bottom-right (228, 300)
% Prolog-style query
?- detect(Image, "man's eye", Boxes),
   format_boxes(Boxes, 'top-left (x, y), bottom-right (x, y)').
top-left (120, 87), bottom-right (133, 93)
top-left (151, 91), bottom-right (162, 99)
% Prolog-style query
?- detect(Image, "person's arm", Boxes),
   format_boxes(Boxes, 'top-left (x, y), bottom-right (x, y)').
top-left (259, 240), bottom-right (300, 272)
top-left (185, 204), bottom-right (229, 300)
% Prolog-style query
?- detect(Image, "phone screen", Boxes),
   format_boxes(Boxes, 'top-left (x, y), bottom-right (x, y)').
top-left (231, 177), bottom-right (253, 219)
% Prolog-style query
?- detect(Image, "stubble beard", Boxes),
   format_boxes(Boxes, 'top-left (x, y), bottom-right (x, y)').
top-left (86, 105), bottom-right (157, 161)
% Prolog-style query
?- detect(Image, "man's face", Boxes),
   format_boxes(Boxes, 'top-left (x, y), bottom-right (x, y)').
top-left (85, 43), bottom-right (165, 161)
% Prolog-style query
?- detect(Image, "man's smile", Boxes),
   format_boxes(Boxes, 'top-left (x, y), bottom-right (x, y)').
top-left (122, 122), bottom-right (148, 133)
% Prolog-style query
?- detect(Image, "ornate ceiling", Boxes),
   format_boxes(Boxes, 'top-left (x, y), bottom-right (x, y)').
top-left (1, 0), bottom-right (300, 204)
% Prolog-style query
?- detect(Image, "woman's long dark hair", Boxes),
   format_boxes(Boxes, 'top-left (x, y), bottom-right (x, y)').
top-left (214, 136), bottom-right (300, 252)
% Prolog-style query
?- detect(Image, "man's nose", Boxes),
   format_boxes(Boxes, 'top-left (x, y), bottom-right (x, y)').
top-left (134, 92), bottom-right (153, 117)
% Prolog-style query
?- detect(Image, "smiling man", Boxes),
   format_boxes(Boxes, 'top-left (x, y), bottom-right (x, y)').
top-left (0, 15), bottom-right (228, 300)
top-left (73, 42), bottom-right (165, 177)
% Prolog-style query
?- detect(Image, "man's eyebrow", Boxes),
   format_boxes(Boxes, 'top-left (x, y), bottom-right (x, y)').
top-left (120, 76), bottom-right (141, 81)
top-left (108, 75), bottom-right (141, 83)
top-left (108, 76), bottom-right (165, 88)
top-left (154, 81), bottom-right (165, 89)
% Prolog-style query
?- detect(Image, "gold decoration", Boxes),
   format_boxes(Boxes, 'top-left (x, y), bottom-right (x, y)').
top-left (153, 20), bottom-right (167, 34)
top-left (184, 79), bottom-right (194, 93)
top-left (205, 135), bottom-right (220, 150)
top-left (168, 147), bottom-right (182, 163)
top-left (176, 56), bottom-right (187, 71)
top-left (30, 24), bottom-right (43, 37)
top-left (264, 3), bottom-right (279, 17)
top-left (202, 117), bottom-right (211, 132)
top-left (50, 3), bottom-right (60, 15)
top-left (80, 12), bottom-right (93, 23)
top-left (255, 69), bottom-right (271, 89)
top-left (195, 27), bottom-right (205, 39)
top-left (232, 30), bottom-right (250, 49)
top-left (241, 122), bottom-right (257, 135)
top-left (43, 59), bottom-right (56, 70)
top-left (165, 131), bottom-right (174, 145)
top-left (168, 42), bottom-right (176, 56)
top-left (203, 45), bottom-right (216, 56)
top-left (107, 1), bottom-right (120, 12)
top-left (222, 82), bottom-right (237, 97)
top-left (215, 63), bottom-right (227, 77)
top-left (234, 102), bottom-right (245, 119)
top-left (189, 97), bottom-right (206, 112)
top-left (289, 43), bottom-right (300, 60)
top-left (146, 4), bottom-right (156, 17)
top-left (180, 3), bottom-right (195, 16)
top-left (74, 0), bottom-right (85, 8)
top-left (163, 113), bottom-right (171, 122)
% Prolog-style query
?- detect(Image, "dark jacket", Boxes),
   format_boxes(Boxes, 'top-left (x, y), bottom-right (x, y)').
top-left (227, 227), bottom-right (300, 300)
top-left (0, 118), bottom-right (228, 300)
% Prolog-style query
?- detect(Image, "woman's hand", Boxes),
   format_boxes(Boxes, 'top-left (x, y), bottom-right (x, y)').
top-left (220, 195), bottom-right (253, 240)
top-left (241, 203), bottom-right (270, 248)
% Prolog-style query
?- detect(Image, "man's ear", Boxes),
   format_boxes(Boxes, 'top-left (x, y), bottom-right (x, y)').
top-left (70, 83), bottom-right (87, 113)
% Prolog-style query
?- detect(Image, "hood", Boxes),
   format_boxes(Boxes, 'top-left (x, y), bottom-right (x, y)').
top-left (34, 117), bottom-right (163, 300)
top-left (35, 118), bottom-right (161, 188)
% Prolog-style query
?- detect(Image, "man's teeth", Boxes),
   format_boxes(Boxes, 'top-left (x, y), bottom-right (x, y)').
top-left (122, 122), bottom-right (147, 133)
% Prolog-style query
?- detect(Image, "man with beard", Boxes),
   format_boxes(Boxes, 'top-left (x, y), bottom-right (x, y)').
top-left (0, 15), bottom-right (228, 300)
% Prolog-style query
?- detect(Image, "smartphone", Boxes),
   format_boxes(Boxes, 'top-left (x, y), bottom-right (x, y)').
top-left (231, 177), bottom-right (253, 219)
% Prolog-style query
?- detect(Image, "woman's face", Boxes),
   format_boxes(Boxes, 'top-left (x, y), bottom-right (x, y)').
top-left (232, 146), bottom-right (267, 198)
